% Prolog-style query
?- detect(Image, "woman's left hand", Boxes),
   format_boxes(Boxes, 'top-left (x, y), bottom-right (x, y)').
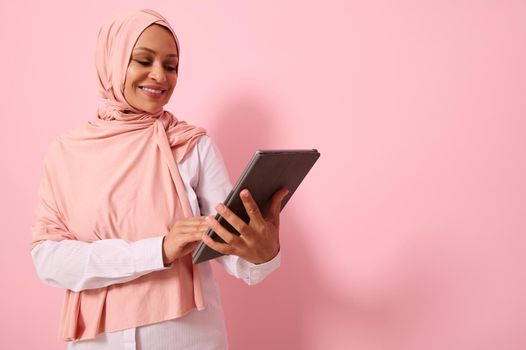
top-left (202, 188), bottom-right (289, 264)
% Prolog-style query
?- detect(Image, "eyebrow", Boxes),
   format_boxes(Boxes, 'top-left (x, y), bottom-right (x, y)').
top-left (133, 47), bottom-right (178, 57)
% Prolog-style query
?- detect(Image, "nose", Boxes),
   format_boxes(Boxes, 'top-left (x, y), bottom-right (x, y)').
top-left (148, 61), bottom-right (167, 83)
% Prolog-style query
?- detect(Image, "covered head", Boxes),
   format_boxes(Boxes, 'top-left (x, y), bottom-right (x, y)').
top-left (95, 9), bottom-right (180, 118)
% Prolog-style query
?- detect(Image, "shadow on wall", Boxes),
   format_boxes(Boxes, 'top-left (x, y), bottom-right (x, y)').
top-left (208, 89), bottom-right (353, 350)
top-left (208, 89), bottom-right (275, 179)
top-left (203, 90), bottom-right (526, 350)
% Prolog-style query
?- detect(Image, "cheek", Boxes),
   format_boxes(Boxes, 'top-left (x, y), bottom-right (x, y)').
top-left (168, 74), bottom-right (178, 91)
top-left (123, 68), bottom-right (138, 98)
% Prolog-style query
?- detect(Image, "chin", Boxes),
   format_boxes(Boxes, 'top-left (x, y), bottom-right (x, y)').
top-left (138, 102), bottom-right (165, 114)
top-left (145, 106), bottom-right (163, 113)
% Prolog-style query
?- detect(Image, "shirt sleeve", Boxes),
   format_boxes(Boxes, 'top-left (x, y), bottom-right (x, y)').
top-left (193, 136), bottom-right (281, 285)
top-left (30, 141), bottom-right (169, 292)
top-left (31, 135), bottom-right (281, 292)
top-left (31, 236), bottom-right (167, 292)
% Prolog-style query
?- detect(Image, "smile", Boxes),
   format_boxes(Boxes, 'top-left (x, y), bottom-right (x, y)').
top-left (139, 86), bottom-right (166, 98)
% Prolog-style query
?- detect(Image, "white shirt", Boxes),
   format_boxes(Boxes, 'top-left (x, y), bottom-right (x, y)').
top-left (31, 136), bottom-right (281, 349)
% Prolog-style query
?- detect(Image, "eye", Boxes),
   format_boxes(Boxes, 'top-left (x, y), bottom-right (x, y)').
top-left (135, 59), bottom-right (151, 66)
top-left (165, 65), bottom-right (178, 72)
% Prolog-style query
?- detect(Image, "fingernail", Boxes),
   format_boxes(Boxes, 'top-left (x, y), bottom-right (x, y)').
top-left (216, 203), bottom-right (225, 213)
top-left (241, 189), bottom-right (249, 197)
top-left (205, 216), bottom-right (213, 223)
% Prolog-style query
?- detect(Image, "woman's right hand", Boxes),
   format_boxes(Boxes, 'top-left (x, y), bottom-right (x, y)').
top-left (162, 216), bottom-right (209, 265)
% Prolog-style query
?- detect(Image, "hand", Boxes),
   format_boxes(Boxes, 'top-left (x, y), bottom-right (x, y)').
top-left (202, 188), bottom-right (289, 264)
top-left (163, 216), bottom-right (209, 265)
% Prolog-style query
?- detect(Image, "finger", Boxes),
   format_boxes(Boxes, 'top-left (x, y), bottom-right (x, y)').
top-left (175, 216), bottom-right (208, 227)
top-left (163, 232), bottom-right (203, 263)
top-left (205, 216), bottom-right (244, 247)
top-left (185, 231), bottom-right (207, 243)
top-left (215, 203), bottom-right (256, 238)
top-left (171, 232), bottom-right (203, 247)
top-left (179, 241), bottom-right (200, 257)
top-left (170, 224), bottom-right (210, 237)
top-left (239, 189), bottom-right (266, 226)
top-left (267, 188), bottom-right (289, 225)
top-left (186, 222), bottom-right (212, 233)
top-left (201, 234), bottom-right (235, 255)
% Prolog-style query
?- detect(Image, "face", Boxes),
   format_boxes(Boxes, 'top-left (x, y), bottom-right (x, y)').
top-left (123, 24), bottom-right (179, 113)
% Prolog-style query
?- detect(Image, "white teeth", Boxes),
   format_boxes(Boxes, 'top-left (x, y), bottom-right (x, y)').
top-left (141, 87), bottom-right (163, 94)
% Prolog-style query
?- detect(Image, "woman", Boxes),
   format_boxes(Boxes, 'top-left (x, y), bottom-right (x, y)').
top-left (31, 9), bottom-right (287, 349)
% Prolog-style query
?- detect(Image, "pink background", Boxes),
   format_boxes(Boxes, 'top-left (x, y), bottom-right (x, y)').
top-left (1, 1), bottom-right (525, 349)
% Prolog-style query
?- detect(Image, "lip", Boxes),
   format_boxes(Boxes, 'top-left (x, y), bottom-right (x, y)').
top-left (138, 85), bottom-right (167, 99)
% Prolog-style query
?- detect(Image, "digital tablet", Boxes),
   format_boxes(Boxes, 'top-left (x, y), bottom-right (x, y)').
top-left (192, 149), bottom-right (320, 264)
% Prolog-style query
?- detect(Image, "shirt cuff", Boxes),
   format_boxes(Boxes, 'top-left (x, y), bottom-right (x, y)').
top-left (237, 250), bottom-right (282, 285)
top-left (130, 236), bottom-right (167, 273)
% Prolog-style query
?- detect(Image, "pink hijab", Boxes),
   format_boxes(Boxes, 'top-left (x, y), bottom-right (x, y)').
top-left (32, 9), bottom-right (206, 341)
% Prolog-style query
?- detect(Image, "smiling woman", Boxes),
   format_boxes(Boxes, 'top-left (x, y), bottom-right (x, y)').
top-left (124, 24), bottom-right (179, 113)
top-left (30, 9), bottom-right (286, 350)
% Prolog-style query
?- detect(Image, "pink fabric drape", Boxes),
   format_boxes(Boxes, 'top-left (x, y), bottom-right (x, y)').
top-left (31, 9), bottom-right (206, 340)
